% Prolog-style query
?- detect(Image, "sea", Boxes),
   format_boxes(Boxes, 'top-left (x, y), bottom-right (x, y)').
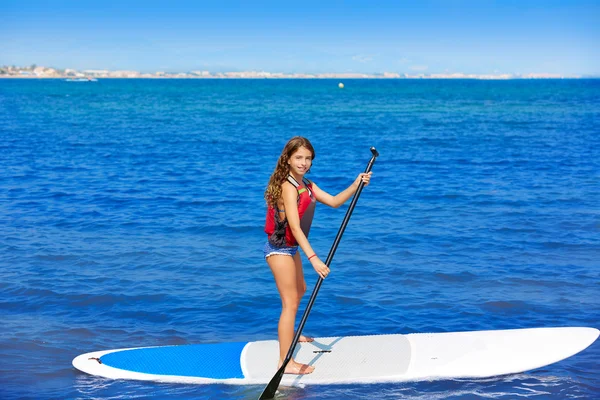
top-left (0, 78), bottom-right (598, 399)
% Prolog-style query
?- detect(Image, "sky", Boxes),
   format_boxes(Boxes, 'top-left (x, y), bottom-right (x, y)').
top-left (1, 0), bottom-right (598, 75)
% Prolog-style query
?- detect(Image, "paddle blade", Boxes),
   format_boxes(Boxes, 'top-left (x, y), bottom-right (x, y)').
top-left (258, 365), bottom-right (285, 399)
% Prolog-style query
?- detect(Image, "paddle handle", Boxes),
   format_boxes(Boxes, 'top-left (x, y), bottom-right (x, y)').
top-left (324, 147), bottom-right (378, 267)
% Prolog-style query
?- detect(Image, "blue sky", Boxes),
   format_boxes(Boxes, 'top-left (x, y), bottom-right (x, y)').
top-left (1, 0), bottom-right (598, 75)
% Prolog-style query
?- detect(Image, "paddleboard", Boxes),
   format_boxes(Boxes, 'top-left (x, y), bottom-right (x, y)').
top-left (73, 327), bottom-right (598, 386)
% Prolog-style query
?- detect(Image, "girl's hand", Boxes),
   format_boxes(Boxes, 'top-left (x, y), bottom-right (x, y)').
top-left (310, 257), bottom-right (330, 279)
top-left (353, 171), bottom-right (372, 188)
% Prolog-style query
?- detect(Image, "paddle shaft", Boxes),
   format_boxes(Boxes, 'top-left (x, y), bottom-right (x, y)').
top-left (259, 147), bottom-right (379, 400)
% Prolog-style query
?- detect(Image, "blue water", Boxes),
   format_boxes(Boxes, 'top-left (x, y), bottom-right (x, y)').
top-left (1, 79), bottom-right (599, 399)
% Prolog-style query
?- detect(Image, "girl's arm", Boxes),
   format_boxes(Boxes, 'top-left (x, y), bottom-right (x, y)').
top-left (310, 172), bottom-right (372, 208)
top-left (282, 182), bottom-right (330, 279)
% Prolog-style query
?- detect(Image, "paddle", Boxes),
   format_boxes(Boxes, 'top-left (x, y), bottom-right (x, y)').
top-left (259, 147), bottom-right (379, 400)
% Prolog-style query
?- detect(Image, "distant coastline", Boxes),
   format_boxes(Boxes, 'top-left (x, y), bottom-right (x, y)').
top-left (0, 65), bottom-right (590, 80)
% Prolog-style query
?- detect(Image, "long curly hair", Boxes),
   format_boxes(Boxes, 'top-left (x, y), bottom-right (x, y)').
top-left (265, 136), bottom-right (315, 207)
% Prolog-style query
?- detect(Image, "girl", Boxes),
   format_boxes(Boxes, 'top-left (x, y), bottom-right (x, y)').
top-left (264, 136), bottom-right (372, 375)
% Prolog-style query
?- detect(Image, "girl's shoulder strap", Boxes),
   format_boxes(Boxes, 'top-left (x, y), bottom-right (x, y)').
top-left (301, 177), bottom-right (313, 197)
top-left (287, 175), bottom-right (313, 198)
top-left (287, 175), bottom-right (300, 188)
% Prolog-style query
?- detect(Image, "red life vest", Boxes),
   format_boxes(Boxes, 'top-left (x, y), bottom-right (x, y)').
top-left (265, 175), bottom-right (316, 247)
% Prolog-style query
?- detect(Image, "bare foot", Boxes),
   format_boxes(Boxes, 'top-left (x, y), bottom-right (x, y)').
top-left (279, 360), bottom-right (315, 375)
top-left (298, 335), bottom-right (314, 342)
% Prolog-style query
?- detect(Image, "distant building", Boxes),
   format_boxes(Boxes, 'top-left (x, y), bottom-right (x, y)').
top-left (112, 70), bottom-right (140, 78)
top-left (33, 67), bottom-right (46, 76)
top-left (84, 70), bottom-right (110, 76)
top-left (190, 70), bottom-right (211, 77)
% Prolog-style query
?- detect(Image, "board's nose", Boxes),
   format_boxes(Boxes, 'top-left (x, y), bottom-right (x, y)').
top-left (574, 327), bottom-right (599, 349)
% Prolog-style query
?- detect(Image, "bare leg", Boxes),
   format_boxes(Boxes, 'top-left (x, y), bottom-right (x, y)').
top-left (267, 253), bottom-right (314, 374)
top-left (293, 252), bottom-right (314, 343)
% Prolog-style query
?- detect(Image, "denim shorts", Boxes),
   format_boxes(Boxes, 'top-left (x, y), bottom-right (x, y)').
top-left (264, 241), bottom-right (298, 258)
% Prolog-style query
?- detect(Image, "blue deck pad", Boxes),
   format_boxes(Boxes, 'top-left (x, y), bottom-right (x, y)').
top-left (100, 342), bottom-right (248, 379)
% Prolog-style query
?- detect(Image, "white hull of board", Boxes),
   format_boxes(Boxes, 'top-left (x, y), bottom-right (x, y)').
top-left (73, 327), bottom-right (599, 386)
